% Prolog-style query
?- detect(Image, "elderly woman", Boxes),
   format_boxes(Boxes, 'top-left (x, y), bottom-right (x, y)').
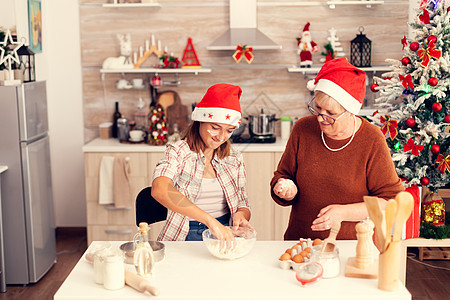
top-left (152, 83), bottom-right (253, 242)
top-left (271, 57), bottom-right (404, 240)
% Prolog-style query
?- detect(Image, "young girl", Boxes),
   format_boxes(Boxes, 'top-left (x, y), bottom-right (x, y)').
top-left (152, 83), bottom-right (253, 242)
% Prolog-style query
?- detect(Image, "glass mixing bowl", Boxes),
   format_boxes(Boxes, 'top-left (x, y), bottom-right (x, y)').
top-left (202, 226), bottom-right (257, 260)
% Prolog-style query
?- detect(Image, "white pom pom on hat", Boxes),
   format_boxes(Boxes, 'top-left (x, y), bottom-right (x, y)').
top-left (191, 83), bottom-right (242, 127)
top-left (308, 57), bottom-right (366, 115)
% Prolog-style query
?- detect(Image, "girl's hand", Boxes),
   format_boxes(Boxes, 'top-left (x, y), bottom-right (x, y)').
top-left (207, 219), bottom-right (236, 253)
top-left (273, 178), bottom-right (298, 200)
top-left (232, 211), bottom-right (254, 231)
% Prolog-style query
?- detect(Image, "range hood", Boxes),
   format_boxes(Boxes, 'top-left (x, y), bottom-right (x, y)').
top-left (207, 0), bottom-right (282, 50)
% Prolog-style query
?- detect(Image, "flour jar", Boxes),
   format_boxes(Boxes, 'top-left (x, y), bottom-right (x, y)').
top-left (310, 247), bottom-right (340, 278)
top-left (103, 250), bottom-right (125, 290)
top-left (93, 248), bottom-right (110, 284)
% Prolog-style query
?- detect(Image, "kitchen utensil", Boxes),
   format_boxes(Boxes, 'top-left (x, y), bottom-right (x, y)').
top-left (157, 91), bottom-right (175, 112)
top-left (321, 221), bottom-right (341, 253)
top-left (202, 226), bottom-right (256, 260)
top-left (384, 199), bottom-right (397, 251)
top-left (363, 196), bottom-right (386, 252)
top-left (120, 241), bottom-right (165, 264)
top-left (246, 108), bottom-right (278, 137)
top-left (125, 269), bottom-right (160, 296)
top-left (392, 191), bottom-right (414, 242)
top-left (165, 91), bottom-right (189, 134)
top-left (344, 219), bottom-right (378, 279)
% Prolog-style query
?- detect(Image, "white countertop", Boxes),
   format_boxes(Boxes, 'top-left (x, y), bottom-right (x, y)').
top-left (83, 138), bottom-right (287, 153)
top-left (54, 240), bottom-right (411, 300)
top-left (0, 166), bottom-right (7, 174)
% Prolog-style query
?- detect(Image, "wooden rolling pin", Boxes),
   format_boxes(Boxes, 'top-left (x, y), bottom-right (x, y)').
top-left (125, 269), bottom-right (160, 296)
top-left (86, 252), bottom-right (160, 296)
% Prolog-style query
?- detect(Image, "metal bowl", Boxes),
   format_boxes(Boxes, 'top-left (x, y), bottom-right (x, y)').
top-left (120, 241), bottom-right (165, 264)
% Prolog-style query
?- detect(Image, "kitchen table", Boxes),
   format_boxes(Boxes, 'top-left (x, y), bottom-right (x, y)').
top-left (54, 240), bottom-right (411, 300)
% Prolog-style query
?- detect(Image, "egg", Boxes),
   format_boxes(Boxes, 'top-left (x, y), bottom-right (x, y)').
top-left (313, 238), bottom-right (323, 246)
top-left (292, 254), bottom-right (304, 263)
top-left (279, 252), bottom-right (291, 261)
top-left (299, 250), bottom-right (309, 258)
top-left (285, 248), bottom-right (293, 255)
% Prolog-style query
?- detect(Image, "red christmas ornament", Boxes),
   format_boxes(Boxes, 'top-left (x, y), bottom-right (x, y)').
top-left (406, 117), bottom-right (416, 128)
top-left (401, 57), bottom-right (411, 66)
top-left (409, 42), bottom-right (419, 51)
top-left (445, 115), bottom-right (450, 123)
top-left (432, 102), bottom-right (443, 112)
top-left (420, 177), bottom-right (430, 186)
top-left (370, 83), bottom-right (379, 93)
top-left (430, 144), bottom-right (440, 154)
top-left (428, 35), bottom-right (437, 43)
top-left (428, 77), bottom-right (438, 86)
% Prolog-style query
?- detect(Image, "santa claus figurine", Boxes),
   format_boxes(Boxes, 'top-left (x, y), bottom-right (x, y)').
top-left (297, 22), bottom-right (319, 68)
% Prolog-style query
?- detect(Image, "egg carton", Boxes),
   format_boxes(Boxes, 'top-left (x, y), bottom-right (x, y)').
top-left (278, 238), bottom-right (318, 271)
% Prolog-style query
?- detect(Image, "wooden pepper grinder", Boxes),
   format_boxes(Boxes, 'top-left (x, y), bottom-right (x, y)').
top-left (345, 218), bottom-right (378, 279)
top-left (355, 218), bottom-right (375, 269)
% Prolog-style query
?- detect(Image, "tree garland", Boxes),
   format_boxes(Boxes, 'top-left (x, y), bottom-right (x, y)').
top-left (419, 213), bottom-right (450, 239)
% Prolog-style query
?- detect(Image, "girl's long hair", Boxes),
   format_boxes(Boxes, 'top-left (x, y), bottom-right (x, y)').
top-left (182, 121), bottom-right (231, 159)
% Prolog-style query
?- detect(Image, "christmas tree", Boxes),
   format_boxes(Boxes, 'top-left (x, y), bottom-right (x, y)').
top-left (368, 0), bottom-right (450, 193)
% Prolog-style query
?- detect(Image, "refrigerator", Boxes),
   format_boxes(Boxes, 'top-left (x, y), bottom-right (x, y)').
top-left (0, 81), bottom-right (56, 285)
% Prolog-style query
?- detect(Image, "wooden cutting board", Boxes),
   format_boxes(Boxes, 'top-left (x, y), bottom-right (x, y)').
top-left (158, 91), bottom-right (189, 134)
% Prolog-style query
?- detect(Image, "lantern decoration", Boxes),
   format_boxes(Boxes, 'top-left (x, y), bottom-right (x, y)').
top-left (350, 27), bottom-right (371, 67)
top-left (13, 44), bottom-right (35, 82)
top-left (422, 191), bottom-right (445, 226)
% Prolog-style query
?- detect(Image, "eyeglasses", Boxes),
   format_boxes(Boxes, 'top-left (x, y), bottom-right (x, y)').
top-left (307, 98), bottom-right (347, 125)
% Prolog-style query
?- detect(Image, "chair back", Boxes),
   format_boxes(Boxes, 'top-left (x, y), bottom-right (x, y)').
top-left (135, 186), bottom-right (168, 227)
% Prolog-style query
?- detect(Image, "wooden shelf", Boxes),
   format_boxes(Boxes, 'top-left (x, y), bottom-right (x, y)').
top-left (102, 2), bottom-right (162, 8)
top-left (287, 64), bottom-right (391, 74)
top-left (100, 68), bottom-right (211, 75)
top-left (327, 1), bottom-right (384, 9)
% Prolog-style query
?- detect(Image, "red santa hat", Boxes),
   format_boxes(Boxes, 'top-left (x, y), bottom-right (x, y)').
top-left (303, 22), bottom-right (310, 32)
top-left (307, 57), bottom-right (366, 115)
top-left (191, 83), bottom-right (242, 127)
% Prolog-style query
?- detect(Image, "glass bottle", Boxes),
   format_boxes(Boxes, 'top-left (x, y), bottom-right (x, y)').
top-left (112, 101), bottom-right (122, 138)
top-left (134, 97), bottom-right (149, 131)
top-left (133, 222), bottom-right (154, 277)
top-left (168, 123), bottom-right (181, 143)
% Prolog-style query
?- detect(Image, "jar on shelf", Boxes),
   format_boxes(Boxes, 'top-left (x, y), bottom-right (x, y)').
top-left (280, 116), bottom-right (292, 140)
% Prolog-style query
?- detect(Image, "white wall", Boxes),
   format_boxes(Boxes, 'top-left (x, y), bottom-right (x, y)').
top-left (10, 0), bottom-right (86, 227)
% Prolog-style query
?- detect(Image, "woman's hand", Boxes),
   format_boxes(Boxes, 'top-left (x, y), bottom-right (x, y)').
top-left (273, 178), bottom-right (298, 200)
top-left (311, 204), bottom-right (345, 231)
top-left (232, 210), bottom-right (254, 231)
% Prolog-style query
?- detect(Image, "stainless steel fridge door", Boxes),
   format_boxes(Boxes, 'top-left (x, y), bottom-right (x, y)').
top-left (18, 81), bottom-right (49, 142)
top-left (21, 135), bottom-right (56, 283)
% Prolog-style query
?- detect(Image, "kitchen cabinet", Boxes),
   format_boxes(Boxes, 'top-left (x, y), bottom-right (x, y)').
top-left (84, 152), bottom-right (148, 244)
top-left (242, 151), bottom-right (291, 241)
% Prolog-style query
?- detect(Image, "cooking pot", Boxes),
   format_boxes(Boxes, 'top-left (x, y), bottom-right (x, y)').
top-left (246, 109), bottom-right (278, 137)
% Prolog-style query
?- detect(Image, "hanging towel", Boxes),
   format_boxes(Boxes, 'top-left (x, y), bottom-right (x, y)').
top-left (98, 156), bottom-right (115, 205)
top-left (113, 156), bottom-right (132, 208)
